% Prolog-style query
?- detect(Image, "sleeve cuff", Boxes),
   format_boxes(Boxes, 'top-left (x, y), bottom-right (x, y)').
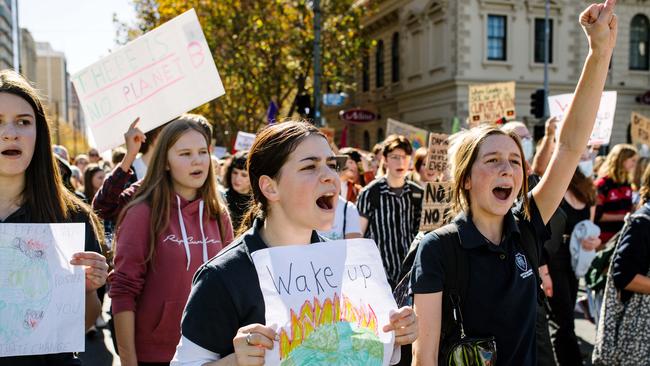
top-left (110, 296), bottom-right (137, 314)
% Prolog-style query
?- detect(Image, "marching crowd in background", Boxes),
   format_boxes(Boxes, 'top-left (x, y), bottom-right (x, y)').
top-left (2, 1), bottom-right (649, 366)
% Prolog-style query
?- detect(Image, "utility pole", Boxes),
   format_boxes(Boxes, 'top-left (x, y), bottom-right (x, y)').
top-left (543, 0), bottom-right (550, 118)
top-left (55, 102), bottom-right (60, 145)
top-left (313, 0), bottom-right (322, 127)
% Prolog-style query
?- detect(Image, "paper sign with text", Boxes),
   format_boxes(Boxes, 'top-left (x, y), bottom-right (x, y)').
top-left (419, 182), bottom-right (452, 232)
top-left (234, 131), bottom-right (256, 151)
top-left (631, 112), bottom-right (650, 146)
top-left (548, 91), bottom-right (617, 146)
top-left (0, 223), bottom-right (85, 357)
top-left (468, 81), bottom-right (516, 126)
top-left (72, 9), bottom-right (225, 152)
top-left (386, 118), bottom-right (429, 150)
top-left (426, 133), bottom-right (449, 175)
top-left (251, 239), bottom-right (398, 366)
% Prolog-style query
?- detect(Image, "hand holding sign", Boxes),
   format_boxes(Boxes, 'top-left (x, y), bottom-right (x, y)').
top-left (233, 324), bottom-right (277, 366)
top-left (383, 307), bottom-right (418, 346)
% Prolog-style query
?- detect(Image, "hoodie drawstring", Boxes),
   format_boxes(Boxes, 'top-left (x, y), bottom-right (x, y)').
top-left (176, 196), bottom-right (208, 271)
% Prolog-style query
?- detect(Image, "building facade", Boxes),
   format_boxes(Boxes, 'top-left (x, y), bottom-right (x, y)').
top-left (0, 0), bottom-right (14, 70)
top-left (328, 0), bottom-right (650, 150)
top-left (36, 41), bottom-right (69, 122)
top-left (20, 28), bottom-right (36, 82)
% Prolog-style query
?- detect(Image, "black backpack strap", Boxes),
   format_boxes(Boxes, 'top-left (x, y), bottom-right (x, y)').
top-left (342, 200), bottom-right (348, 237)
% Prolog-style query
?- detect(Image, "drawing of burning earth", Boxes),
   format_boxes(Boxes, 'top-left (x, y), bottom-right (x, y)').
top-left (279, 294), bottom-right (384, 366)
top-left (0, 237), bottom-right (51, 344)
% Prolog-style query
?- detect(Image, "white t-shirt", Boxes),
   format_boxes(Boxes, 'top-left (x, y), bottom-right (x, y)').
top-left (317, 196), bottom-right (361, 240)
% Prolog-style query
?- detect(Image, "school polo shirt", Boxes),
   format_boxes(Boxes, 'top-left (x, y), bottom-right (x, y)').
top-left (180, 218), bottom-right (323, 358)
top-left (411, 195), bottom-right (549, 366)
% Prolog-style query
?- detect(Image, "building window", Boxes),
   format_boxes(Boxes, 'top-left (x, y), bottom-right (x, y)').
top-left (630, 14), bottom-right (649, 71)
top-left (391, 33), bottom-right (400, 82)
top-left (377, 127), bottom-right (385, 143)
top-left (363, 131), bottom-right (371, 151)
top-left (376, 40), bottom-right (384, 88)
top-left (362, 51), bottom-right (369, 92)
top-left (534, 18), bottom-right (553, 64)
top-left (487, 15), bottom-right (507, 61)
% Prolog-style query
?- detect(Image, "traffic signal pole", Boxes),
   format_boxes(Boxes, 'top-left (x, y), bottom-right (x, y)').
top-left (543, 0), bottom-right (550, 118)
top-left (313, 0), bottom-right (322, 127)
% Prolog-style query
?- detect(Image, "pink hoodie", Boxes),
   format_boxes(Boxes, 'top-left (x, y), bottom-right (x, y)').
top-left (109, 196), bottom-right (234, 362)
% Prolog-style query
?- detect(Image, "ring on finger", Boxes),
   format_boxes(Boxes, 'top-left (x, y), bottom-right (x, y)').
top-left (246, 332), bottom-right (253, 346)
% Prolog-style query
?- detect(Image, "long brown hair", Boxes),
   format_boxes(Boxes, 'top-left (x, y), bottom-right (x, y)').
top-left (117, 114), bottom-right (227, 263)
top-left (597, 144), bottom-right (637, 184)
top-left (83, 163), bottom-right (103, 202)
top-left (237, 121), bottom-right (326, 236)
top-left (568, 168), bottom-right (596, 206)
top-left (639, 164), bottom-right (650, 205)
top-left (448, 124), bottom-right (530, 219)
top-left (0, 70), bottom-right (103, 241)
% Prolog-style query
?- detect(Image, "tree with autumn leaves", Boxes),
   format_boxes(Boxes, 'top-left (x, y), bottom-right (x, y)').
top-left (115, 0), bottom-right (369, 145)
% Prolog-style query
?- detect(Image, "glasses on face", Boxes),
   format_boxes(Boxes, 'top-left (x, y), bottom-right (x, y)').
top-left (387, 154), bottom-right (409, 161)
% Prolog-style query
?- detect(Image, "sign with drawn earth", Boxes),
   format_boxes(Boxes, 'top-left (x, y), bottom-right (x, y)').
top-left (0, 223), bottom-right (85, 357)
top-left (251, 239), bottom-right (398, 366)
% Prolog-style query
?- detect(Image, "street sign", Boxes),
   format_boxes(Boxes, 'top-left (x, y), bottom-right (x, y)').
top-left (339, 108), bottom-right (376, 123)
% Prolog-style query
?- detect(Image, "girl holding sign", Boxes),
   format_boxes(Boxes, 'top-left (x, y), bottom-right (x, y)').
top-left (109, 116), bottom-right (234, 366)
top-left (0, 70), bottom-right (108, 365)
top-left (411, 1), bottom-right (619, 365)
top-left (171, 121), bottom-right (417, 366)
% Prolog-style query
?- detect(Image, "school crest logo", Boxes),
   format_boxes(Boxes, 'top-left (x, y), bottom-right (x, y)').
top-left (515, 253), bottom-right (533, 279)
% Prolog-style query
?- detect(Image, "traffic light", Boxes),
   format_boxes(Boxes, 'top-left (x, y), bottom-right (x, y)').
top-left (530, 89), bottom-right (546, 118)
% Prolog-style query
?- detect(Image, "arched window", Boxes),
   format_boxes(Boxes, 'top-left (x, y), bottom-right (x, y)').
top-left (377, 127), bottom-right (385, 143)
top-left (362, 50), bottom-right (370, 92)
top-left (630, 14), bottom-right (649, 71)
top-left (363, 131), bottom-right (371, 151)
top-left (391, 33), bottom-right (400, 82)
top-left (375, 40), bottom-right (384, 88)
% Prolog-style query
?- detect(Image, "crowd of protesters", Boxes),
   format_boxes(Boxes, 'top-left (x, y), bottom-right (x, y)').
top-left (4, 1), bottom-right (650, 365)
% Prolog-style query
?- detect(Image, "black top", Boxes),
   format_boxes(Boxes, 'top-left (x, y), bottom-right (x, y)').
top-left (612, 203), bottom-right (650, 302)
top-left (411, 195), bottom-right (550, 366)
top-left (549, 199), bottom-right (591, 270)
top-left (0, 205), bottom-right (102, 366)
top-left (180, 218), bottom-right (323, 357)
top-left (224, 188), bottom-right (251, 232)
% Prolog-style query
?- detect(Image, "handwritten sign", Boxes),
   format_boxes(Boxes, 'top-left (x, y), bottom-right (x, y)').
top-left (386, 118), bottom-right (429, 150)
top-left (468, 81), bottom-right (516, 126)
top-left (0, 223), bottom-right (85, 357)
top-left (548, 91), bottom-right (617, 145)
top-left (251, 239), bottom-right (397, 366)
top-left (72, 9), bottom-right (225, 152)
top-left (631, 112), bottom-right (650, 146)
top-left (233, 131), bottom-right (256, 151)
top-left (425, 133), bottom-right (449, 174)
top-left (419, 182), bottom-right (452, 232)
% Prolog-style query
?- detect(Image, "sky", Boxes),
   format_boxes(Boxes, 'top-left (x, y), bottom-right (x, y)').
top-left (18, 0), bottom-right (137, 74)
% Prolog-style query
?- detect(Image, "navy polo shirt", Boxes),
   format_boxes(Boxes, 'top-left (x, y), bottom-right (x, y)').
top-left (411, 195), bottom-right (549, 366)
top-left (180, 218), bottom-right (324, 357)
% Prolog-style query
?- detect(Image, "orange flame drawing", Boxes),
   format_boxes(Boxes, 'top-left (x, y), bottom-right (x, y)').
top-left (278, 293), bottom-right (378, 359)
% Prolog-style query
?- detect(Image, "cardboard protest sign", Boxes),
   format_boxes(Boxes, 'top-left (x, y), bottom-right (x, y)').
top-left (234, 131), bottom-right (256, 151)
top-left (468, 81), bottom-right (516, 126)
top-left (386, 118), bottom-right (429, 149)
top-left (419, 182), bottom-right (452, 232)
top-left (72, 9), bottom-right (225, 152)
top-left (425, 133), bottom-right (449, 174)
top-left (0, 223), bottom-right (85, 357)
top-left (319, 127), bottom-right (336, 143)
top-left (251, 239), bottom-right (398, 366)
top-left (631, 112), bottom-right (650, 146)
top-left (548, 91), bottom-right (617, 146)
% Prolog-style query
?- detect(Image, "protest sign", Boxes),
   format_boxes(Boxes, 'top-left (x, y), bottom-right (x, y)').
top-left (631, 112), bottom-right (650, 146)
top-left (468, 81), bottom-right (516, 125)
top-left (319, 127), bottom-right (336, 143)
top-left (0, 223), bottom-right (85, 357)
top-left (72, 9), bottom-right (225, 152)
top-left (425, 133), bottom-right (449, 174)
top-left (548, 91), bottom-right (617, 145)
top-left (419, 182), bottom-right (452, 232)
top-left (386, 118), bottom-right (429, 149)
top-left (251, 239), bottom-right (398, 366)
top-left (234, 131), bottom-right (256, 151)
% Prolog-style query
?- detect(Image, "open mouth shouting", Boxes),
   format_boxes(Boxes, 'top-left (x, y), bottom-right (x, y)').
top-left (1, 146), bottom-right (23, 159)
top-left (316, 192), bottom-right (336, 211)
top-left (492, 185), bottom-right (513, 202)
top-left (189, 169), bottom-right (204, 179)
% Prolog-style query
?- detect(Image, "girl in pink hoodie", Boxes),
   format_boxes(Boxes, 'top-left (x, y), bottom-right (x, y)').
top-left (109, 115), bottom-right (234, 366)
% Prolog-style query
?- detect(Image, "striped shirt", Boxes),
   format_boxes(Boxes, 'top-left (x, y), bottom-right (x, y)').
top-left (357, 177), bottom-right (424, 286)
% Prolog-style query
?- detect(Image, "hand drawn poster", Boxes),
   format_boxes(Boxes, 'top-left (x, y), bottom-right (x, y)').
top-left (425, 133), bottom-right (449, 175)
top-left (631, 112), bottom-right (650, 146)
top-left (468, 81), bottom-right (516, 126)
top-left (419, 182), bottom-right (452, 232)
top-left (234, 131), bottom-right (256, 151)
top-left (386, 118), bottom-right (429, 150)
top-left (72, 9), bottom-right (225, 152)
top-left (0, 223), bottom-right (85, 357)
top-left (548, 91), bottom-right (617, 146)
top-left (251, 239), bottom-right (398, 366)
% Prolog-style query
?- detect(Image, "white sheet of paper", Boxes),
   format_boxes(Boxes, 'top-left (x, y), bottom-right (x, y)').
top-left (548, 91), bottom-right (617, 145)
top-left (251, 239), bottom-right (398, 366)
top-left (234, 131), bottom-right (256, 151)
top-left (72, 8), bottom-right (225, 152)
top-left (0, 223), bottom-right (85, 357)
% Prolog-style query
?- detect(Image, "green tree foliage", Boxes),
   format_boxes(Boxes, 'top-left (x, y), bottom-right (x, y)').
top-left (115, 0), bottom-right (368, 145)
